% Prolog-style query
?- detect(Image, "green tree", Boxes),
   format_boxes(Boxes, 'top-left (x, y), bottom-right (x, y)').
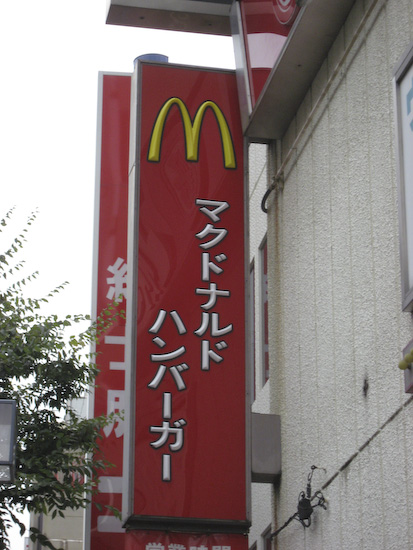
top-left (0, 210), bottom-right (120, 549)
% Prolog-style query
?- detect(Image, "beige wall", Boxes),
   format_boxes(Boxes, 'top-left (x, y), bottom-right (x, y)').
top-left (249, 0), bottom-right (413, 548)
top-left (28, 510), bottom-right (83, 550)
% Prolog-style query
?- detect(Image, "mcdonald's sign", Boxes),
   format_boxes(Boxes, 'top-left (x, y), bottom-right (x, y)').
top-left (124, 60), bottom-right (250, 541)
top-left (148, 97), bottom-right (237, 169)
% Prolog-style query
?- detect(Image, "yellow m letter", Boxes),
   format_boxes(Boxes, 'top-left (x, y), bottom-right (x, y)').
top-left (148, 98), bottom-right (236, 169)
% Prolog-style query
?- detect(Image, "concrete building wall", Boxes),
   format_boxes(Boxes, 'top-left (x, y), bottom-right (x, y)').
top-left (248, 0), bottom-right (413, 548)
top-left (248, 142), bottom-right (273, 548)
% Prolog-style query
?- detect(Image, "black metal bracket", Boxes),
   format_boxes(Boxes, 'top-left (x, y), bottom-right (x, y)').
top-left (270, 465), bottom-right (327, 539)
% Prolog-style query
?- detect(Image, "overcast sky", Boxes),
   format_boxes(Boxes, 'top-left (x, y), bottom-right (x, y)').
top-left (0, 1), bottom-right (234, 546)
top-left (0, 0), bottom-right (235, 314)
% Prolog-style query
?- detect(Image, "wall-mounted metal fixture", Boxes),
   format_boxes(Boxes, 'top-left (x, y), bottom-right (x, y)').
top-left (270, 465), bottom-right (327, 538)
top-left (261, 174), bottom-right (284, 214)
top-left (0, 399), bottom-right (17, 483)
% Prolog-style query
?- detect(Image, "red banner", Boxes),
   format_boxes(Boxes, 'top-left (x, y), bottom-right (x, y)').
top-left (127, 62), bottom-right (249, 532)
top-left (89, 72), bottom-right (131, 549)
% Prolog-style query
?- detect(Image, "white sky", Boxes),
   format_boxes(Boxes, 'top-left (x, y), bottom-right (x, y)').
top-left (0, 1), bottom-right (234, 547)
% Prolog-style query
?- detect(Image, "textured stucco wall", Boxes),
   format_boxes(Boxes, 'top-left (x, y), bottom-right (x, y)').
top-left (248, 142), bottom-right (274, 547)
top-left (251, 0), bottom-right (413, 548)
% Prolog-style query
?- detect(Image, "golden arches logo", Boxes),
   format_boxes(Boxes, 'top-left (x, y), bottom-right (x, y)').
top-left (147, 97), bottom-right (236, 169)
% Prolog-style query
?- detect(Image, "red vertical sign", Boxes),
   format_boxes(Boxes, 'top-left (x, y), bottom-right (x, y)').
top-left (240, 0), bottom-right (299, 106)
top-left (89, 73), bottom-right (131, 549)
top-left (127, 62), bottom-right (249, 534)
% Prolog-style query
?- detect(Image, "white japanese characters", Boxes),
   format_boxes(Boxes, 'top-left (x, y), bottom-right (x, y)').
top-left (195, 199), bottom-right (232, 372)
top-left (147, 310), bottom-right (189, 481)
top-left (147, 198), bottom-right (232, 482)
top-left (98, 257), bottom-right (128, 532)
top-left (106, 256), bottom-right (127, 301)
top-left (146, 545), bottom-right (231, 550)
